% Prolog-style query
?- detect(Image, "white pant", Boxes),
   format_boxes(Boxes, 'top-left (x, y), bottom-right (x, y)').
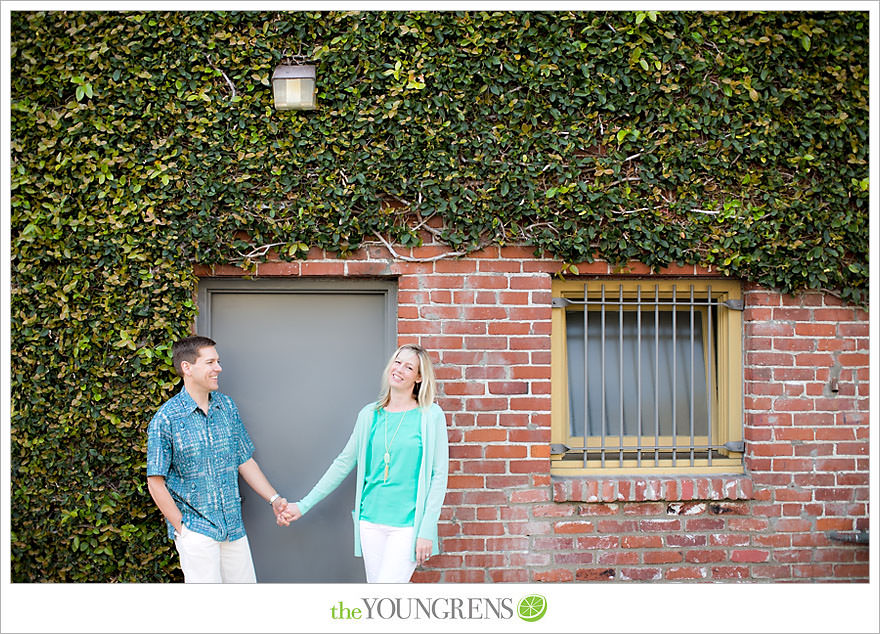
top-left (359, 520), bottom-right (418, 583)
top-left (174, 524), bottom-right (257, 583)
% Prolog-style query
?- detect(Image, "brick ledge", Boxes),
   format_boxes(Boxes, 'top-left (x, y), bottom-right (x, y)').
top-left (552, 475), bottom-right (753, 503)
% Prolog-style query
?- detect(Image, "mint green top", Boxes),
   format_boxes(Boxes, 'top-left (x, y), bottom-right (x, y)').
top-left (296, 402), bottom-right (449, 560)
top-left (360, 407), bottom-right (422, 526)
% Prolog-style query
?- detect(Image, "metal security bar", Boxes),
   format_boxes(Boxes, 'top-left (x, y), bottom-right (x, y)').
top-left (552, 282), bottom-right (744, 468)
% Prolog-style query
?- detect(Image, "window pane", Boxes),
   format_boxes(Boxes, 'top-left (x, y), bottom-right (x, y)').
top-left (566, 309), bottom-right (709, 442)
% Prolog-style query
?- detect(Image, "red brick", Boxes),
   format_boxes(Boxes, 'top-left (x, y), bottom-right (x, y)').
top-left (257, 261), bottom-right (302, 276)
top-left (641, 519), bottom-right (683, 532)
top-left (686, 518), bottom-right (725, 532)
top-left (461, 460), bottom-right (507, 474)
top-left (532, 568), bottom-right (574, 582)
top-left (300, 261), bottom-right (345, 276)
top-left (794, 323), bottom-right (837, 337)
top-left (483, 351), bottom-right (530, 365)
top-left (488, 321), bottom-right (531, 335)
top-left (442, 537), bottom-right (486, 552)
top-left (773, 368), bottom-right (815, 381)
top-left (506, 307), bottom-right (550, 320)
top-left (498, 291), bottom-right (530, 304)
top-left (685, 549), bottom-right (727, 564)
top-left (489, 569), bottom-right (529, 582)
top-left (575, 567), bottom-right (616, 581)
top-left (576, 536), bottom-right (620, 550)
top-left (750, 443), bottom-right (793, 457)
top-left (812, 308), bottom-right (857, 321)
top-left (621, 535), bottom-right (663, 548)
top-left (775, 518), bottom-right (813, 531)
top-left (509, 552), bottom-right (553, 567)
top-left (774, 488), bottom-right (812, 502)
top-left (599, 551), bottom-right (639, 565)
top-left (478, 260), bottom-right (522, 273)
top-left (508, 429), bottom-right (549, 443)
top-left (498, 412), bottom-right (530, 427)
top-left (745, 291), bottom-right (781, 306)
top-left (815, 458), bottom-right (856, 471)
top-left (839, 323), bottom-right (868, 337)
top-left (465, 397), bottom-right (507, 411)
top-left (731, 549), bottom-right (770, 563)
top-left (576, 502), bottom-right (617, 515)
top-left (665, 566), bottom-right (707, 580)
top-left (832, 564), bottom-right (869, 578)
top-left (622, 502), bottom-right (666, 516)
top-left (530, 445), bottom-right (550, 458)
top-left (727, 518), bottom-right (769, 531)
top-left (447, 475), bottom-right (484, 489)
top-left (747, 352), bottom-right (794, 366)
top-left (443, 321), bottom-right (487, 336)
top-left (488, 381), bottom-right (528, 395)
top-left (444, 569), bottom-right (488, 583)
top-left (814, 488), bottom-right (854, 502)
top-left (533, 504), bottom-right (576, 518)
top-left (485, 536), bottom-right (530, 551)
top-left (554, 521), bottom-right (595, 534)
top-left (666, 534), bottom-right (707, 548)
top-left (816, 518), bottom-right (853, 531)
top-left (510, 488), bottom-right (550, 503)
top-left (619, 567), bottom-right (662, 581)
top-left (644, 551), bottom-right (683, 564)
top-left (752, 565), bottom-right (793, 579)
top-left (443, 382), bottom-right (486, 397)
top-left (449, 445), bottom-right (483, 459)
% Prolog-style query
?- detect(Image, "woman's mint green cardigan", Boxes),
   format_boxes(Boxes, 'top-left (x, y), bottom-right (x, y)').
top-left (296, 401), bottom-right (449, 559)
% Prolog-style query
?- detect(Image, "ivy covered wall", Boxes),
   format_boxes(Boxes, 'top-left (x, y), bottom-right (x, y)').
top-left (9, 10), bottom-right (869, 581)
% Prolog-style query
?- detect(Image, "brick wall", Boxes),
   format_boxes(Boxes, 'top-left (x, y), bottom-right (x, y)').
top-left (198, 237), bottom-right (870, 582)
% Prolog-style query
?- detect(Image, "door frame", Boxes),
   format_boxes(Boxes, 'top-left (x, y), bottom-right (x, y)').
top-left (197, 277), bottom-right (398, 350)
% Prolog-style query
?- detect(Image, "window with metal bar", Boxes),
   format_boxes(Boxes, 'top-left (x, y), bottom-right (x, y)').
top-left (551, 279), bottom-right (744, 475)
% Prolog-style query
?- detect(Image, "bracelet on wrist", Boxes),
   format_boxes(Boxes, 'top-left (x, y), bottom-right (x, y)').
top-left (268, 493), bottom-right (280, 506)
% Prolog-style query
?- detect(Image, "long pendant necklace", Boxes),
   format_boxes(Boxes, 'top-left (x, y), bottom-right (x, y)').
top-left (383, 409), bottom-right (409, 482)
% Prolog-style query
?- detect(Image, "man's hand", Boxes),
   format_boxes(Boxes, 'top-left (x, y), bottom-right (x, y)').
top-left (271, 497), bottom-right (292, 526)
top-left (276, 502), bottom-right (302, 526)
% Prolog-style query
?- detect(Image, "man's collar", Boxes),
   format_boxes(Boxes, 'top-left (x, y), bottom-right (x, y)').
top-left (177, 387), bottom-right (219, 413)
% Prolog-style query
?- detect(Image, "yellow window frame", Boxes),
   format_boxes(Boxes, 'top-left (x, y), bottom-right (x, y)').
top-left (551, 278), bottom-right (743, 475)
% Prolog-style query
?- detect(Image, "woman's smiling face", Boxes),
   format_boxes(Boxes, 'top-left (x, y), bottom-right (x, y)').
top-left (388, 347), bottom-right (421, 393)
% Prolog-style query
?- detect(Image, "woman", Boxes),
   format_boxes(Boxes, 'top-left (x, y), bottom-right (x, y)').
top-left (285, 344), bottom-right (449, 583)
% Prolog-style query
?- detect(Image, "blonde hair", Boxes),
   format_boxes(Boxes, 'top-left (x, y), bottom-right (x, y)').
top-left (377, 344), bottom-right (437, 409)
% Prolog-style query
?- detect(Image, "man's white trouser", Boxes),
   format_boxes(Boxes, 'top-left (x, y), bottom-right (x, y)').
top-left (359, 520), bottom-right (418, 583)
top-left (174, 524), bottom-right (257, 583)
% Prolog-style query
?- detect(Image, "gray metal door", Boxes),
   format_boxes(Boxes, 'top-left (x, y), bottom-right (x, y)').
top-left (197, 278), bottom-right (396, 582)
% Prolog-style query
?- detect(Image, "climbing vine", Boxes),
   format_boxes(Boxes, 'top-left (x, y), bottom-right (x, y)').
top-left (9, 10), bottom-right (868, 581)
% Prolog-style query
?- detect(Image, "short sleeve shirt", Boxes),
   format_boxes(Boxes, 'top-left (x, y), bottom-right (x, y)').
top-left (147, 388), bottom-right (255, 541)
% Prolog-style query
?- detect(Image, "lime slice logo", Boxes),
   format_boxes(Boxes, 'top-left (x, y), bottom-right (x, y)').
top-left (517, 594), bottom-right (547, 622)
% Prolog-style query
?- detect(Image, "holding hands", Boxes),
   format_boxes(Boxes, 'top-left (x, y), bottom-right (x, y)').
top-left (274, 501), bottom-right (302, 527)
top-left (270, 496), bottom-right (298, 526)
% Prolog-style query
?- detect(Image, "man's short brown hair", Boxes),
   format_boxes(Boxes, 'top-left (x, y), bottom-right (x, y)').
top-left (172, 336), bottom-right (217, 376)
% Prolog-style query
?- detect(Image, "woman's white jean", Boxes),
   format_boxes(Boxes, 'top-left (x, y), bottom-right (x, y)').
top-left (174, 524), bottom-right (257, 583)
top-left (359, 519), bottom-right (418, 583)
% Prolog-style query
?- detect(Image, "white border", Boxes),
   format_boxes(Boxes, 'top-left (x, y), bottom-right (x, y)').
top-left (2, 3), bottom-right (878, 633)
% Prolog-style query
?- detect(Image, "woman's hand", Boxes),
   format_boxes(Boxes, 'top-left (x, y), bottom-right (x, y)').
top-left (276, 502), bottom-right (302, 526)
top-left (415, 538), bottom-right (433, 565)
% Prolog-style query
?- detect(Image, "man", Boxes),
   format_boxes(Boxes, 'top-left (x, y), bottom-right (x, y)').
top-left (147, 335), bottom-right (293, 582)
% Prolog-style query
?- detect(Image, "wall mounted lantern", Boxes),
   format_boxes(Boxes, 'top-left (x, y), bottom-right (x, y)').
top-left (272, 62), bottom-right (316, 111)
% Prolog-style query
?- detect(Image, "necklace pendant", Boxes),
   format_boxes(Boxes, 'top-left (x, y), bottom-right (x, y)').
top-left (383, 463), bottom-right (389, 482)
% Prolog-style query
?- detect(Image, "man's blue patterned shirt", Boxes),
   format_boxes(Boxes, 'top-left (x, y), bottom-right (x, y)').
top-left (147, 388), bottom-right (255, 541)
